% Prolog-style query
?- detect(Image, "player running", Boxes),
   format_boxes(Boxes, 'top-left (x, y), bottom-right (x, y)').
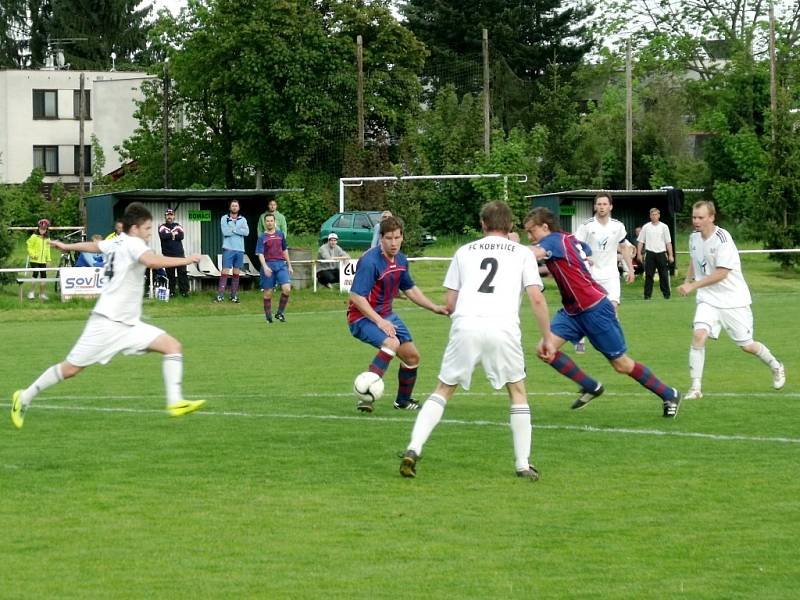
top-left (400, 201), bottom-right (555, 480)
top-left (524, 207), bottom-right (681, 418)
top-left (10, 202), bottom-right (206, 429)
top-left (256, 213), bottom-right (293, 323)
top-left (347, 216), bottom-right (449, 412)
top-left (677, 200), bottom-right (785, 399)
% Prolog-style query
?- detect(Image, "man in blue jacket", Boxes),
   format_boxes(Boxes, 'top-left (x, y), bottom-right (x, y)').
top-left (216, 200), bottom-right (249, 303)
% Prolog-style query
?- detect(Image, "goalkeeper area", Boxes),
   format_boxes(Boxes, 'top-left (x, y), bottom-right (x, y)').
top-left (1, 248), bottom-right (798, 598)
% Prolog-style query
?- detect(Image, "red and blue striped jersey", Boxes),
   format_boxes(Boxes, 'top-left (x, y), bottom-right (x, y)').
top-left (347, 246), bottom-right (414, 324)
top-left (257, 231), bottom-right (287, 262)
top-left (538, 231), bottom-right (607, 315)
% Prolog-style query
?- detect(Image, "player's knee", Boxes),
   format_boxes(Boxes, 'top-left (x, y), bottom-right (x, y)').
top-left (611, 356), bottom-right (633, 374)
top-left (382, 337), bottom-right (400, 352)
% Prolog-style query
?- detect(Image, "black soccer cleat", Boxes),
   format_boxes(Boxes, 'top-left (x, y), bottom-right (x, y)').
top-left (571, 383), bottom-right (604, 410)
top-left (663, 389), bottom-right (681, 419)
top-left (275, 312), bottom-right (286, 322)
top-left (400, 449), bottom-right (419, 478)
top-left (516, 465), bottom-right (540, 482)
top-left (393, 399), bottom-right (420, 410)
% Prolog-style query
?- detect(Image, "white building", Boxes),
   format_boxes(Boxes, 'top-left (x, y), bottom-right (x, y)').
top-left (0, 69), bottom-right (155, 185)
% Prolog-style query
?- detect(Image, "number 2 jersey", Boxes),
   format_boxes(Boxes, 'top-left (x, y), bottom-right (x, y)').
top-left (688, 226), bottom-right (751, 308)
top-left (538, 231), bottom-right (607, 315)
top-left (443, 235), bottom-right (542, 326)
top-left (95, 233), bottom-right (150, 325)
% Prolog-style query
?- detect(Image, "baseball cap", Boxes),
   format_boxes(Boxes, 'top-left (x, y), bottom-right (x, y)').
top-left (165, 208), bottom-right (175, 215)
top-left (328, 232), bottom-right (339, 240)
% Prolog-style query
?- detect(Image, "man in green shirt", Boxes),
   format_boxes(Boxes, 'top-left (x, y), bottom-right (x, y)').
top-left (257, 198), bottom-right (288, 236)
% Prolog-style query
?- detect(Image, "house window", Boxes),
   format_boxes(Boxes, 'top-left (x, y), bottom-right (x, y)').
top-left (32, 90), bottom-right (58, 119)
top-left (33, 146), bottom-right (59, 174)
top-left (73, 90), bottom-right (91, 119)
top-left (73, 145), bottom-right (92, 176)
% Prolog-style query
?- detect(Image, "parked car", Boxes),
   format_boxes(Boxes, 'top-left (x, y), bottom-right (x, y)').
top-left (319, 211), bottom-right (436, 250)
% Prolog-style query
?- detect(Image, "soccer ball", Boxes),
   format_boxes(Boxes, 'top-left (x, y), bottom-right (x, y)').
top-left (353, 371), bottom-right (385, 402)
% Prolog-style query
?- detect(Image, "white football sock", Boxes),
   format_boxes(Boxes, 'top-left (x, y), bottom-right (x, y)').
top-left (407, 393), bottom-right (446, 455)
top-left (162, 354), bottom-right (184, 406)
top-left (755, 343), bottom-right (780, 369)
top-left (21, 364), bottom-right (64, 406)
top-left (510, 404), bottom-right (532, 471)
top-left (689, 346), bottom-right (705, 388)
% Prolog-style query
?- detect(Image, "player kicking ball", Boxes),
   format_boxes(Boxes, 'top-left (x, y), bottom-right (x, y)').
top-left (10, 202), bottom-right (206, 429)
top-left (677, 200), bottom-right (785, 399)
top-left (347, 216), bottom-right (449, 412)
top-left (400, 201), bottom-right (556, 480)
top-left (524, 207), bottom-right (681, 418)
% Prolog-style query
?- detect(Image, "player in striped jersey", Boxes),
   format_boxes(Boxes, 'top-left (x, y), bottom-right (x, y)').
top-left (524, 207), bottom-right (681, 418)
top-left (348, 216), bottom-right (449, 412)
top-left (677, 201), bottom-right (785, 398)
top-left (256, 214), bottom-right (293, 323)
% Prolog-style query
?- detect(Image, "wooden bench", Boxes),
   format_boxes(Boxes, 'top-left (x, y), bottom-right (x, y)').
top-left (17, 277), bottom-right (60, 301)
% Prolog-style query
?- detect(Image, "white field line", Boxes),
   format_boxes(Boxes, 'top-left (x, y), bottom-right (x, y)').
top-left (13, 400), bottom-right (800, 446)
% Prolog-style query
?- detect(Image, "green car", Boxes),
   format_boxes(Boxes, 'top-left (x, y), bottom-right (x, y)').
top-left (318, 211), bottom-right (381, 250)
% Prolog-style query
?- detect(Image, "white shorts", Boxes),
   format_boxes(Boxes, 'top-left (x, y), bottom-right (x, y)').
top-left (693, 302), bottom-right (753, 346)
top-left (66, 313), bottom-right (165, 367)
top-left (438, 317), bottom-right (525, 391)
top-left (595, 274), bottom-right (621, 304)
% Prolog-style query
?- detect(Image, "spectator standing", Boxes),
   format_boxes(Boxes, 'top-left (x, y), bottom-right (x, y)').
top-left (75, 234), bottom-right (105, 267)
top-left (677, 200), bottom-right (785, 399)
top-left (256, 214), bottom-right (293, 323)
top-left (348, 216), bottom-right (449, 412)
top-left (370, 210), bottom-right (393, 248)
top-left (216, 200), bottom-right (249, 303)
top-left (399, 201), bottom-right (554, 481)
top-left (317, 233), bottom-right (350, 288)
top-left (26, 218), bottom-right (52, 300)
top-left (257, 198), bottom-right (288, 236)
top-left (637, 208), bottom-right (674, 299)
top-left (158, 208), bottom-right (189, 298)
top-left (524, 207), bottom-right (681, 418)
top-left (106, 220), bottom-right (124, 240)
top-left (10, 202), bottom-right (205, 430)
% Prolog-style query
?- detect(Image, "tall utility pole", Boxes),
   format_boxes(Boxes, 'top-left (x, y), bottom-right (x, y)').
top-left (356, 35), bottom-right (365, 149)
top-left (162, 59), bottom-right (170, 189)
top-left (769, 0), bottom-right (777, 144)
top-left (482, 28), bottom-right (490, 157)
top-left (78, 73), bottom-right (86, 222)
top-left (625, 41), bottom-right (633, 190)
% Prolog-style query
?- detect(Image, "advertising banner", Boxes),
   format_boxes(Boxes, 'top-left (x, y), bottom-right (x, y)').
top-left (59, 267), bottom-right (106, 300)
top-left (339, 259), bottom-right (358, 292)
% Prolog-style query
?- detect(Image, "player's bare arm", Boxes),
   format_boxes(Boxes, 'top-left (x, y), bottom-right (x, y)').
top-left (619, 241), bottom-right (635, 283)
top-left (257, 253), bottom-right (272, 276)
top-left (283, 249), bottom-right (293, 274)
top-left (404, 286), bottom-right (449, 315)
top-left (678, 266), bottom-right (731, 296)
top-left (139, 251), bottom-right (200, 269)
top-left (51, 239), bottom-right (100, 254)
top-left (444, 288), bottom-right (458, 314)
top-left (349, 293), bottom-right (397, 337)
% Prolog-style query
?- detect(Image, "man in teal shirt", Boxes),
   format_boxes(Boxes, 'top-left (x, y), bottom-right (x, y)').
top-left (257, 198), bottom-right (288, 236)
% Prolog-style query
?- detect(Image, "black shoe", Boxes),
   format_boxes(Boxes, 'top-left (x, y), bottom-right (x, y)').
top-left (214, 294), bottom-right (224, 303)
top-left (230, 295), bottom-right (240, 304)
top-left (663, 389), bottom-right (681, 418)
top-left (275, 312), bottom-right (285, 322)
top-left (393, 399), bottom-right (420, 410)
top-left (265, 313), bottom-right (273, 323)
top-left (571, 383), bottom-right (604, 410)
top-left (516, 465), bottom-right (540, 481)
top-left (356, 398), bottom-right (374, 413)
top-left (400, 449), bottom-right (419, 478)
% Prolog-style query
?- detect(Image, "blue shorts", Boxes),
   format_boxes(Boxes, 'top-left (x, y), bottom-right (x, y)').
top-left (550, 298), bottom-right (627, 360)
top-left (260, 260), bottom-right (291, 289)
top-left (349, 313), bottom-right (412, 349)
top-left (222, 249), bottom-right (244, 270)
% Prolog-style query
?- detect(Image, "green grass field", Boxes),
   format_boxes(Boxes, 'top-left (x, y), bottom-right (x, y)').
top-left (1, 246), bottom-right (799, 599)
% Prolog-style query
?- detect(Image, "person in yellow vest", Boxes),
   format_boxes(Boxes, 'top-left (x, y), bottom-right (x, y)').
top-left (26, 219), bottom-right (52, 300)
top-left (105, 220), bottom-right (124, 240)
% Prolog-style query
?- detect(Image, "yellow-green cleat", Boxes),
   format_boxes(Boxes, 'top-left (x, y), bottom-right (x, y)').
top-left (168, 399), bottom-right (206, 417)
top-left (11, 390), bottom-right (26, 429)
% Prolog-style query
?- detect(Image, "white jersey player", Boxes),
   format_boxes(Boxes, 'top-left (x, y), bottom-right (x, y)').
top-left (400, 201), bottom-right (556, 482)
top-left (677, 200), bottom-right (785, 399)
top-left (11, 202), bottom-right (206, 430)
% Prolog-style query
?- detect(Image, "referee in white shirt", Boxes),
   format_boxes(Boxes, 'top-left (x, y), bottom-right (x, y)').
top-left (637, 207), bottom-right (674, 299)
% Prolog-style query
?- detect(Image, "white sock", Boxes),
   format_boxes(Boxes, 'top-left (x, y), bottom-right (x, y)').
top-left (407, 393), bottom-right (446, 455)
top-left (689, 346), bottom-right (705, 389)
top-left (510, 404), bottom-right (532, 471)
top-left (755, 343), bottom-right (780, 369)
top-left (21, 364), bottom-right (63, 406)
top-left (162, 354), bottom-right (184, 406)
